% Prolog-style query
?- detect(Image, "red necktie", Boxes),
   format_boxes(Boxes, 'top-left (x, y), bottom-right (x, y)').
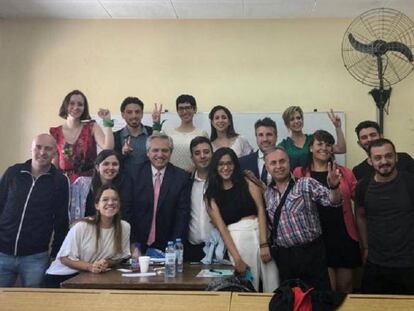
top-left (147, 171), bottom-right (161, 245)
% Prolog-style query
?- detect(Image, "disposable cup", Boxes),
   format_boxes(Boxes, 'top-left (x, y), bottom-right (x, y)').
top-left (139, 256), bottom-right (150, 273)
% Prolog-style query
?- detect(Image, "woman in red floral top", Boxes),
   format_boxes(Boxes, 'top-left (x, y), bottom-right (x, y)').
top-left (50, 90), bottom-right (114, 183)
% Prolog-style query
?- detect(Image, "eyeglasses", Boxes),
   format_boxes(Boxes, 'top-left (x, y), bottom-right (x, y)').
top-left (177, 105), bottom-right (194, 112)
top-left (218, 161), bottom-right (234, 168)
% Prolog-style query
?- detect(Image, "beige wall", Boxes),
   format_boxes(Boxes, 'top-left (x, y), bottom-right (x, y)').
top-left (0, 19), bottom-right (413, 172)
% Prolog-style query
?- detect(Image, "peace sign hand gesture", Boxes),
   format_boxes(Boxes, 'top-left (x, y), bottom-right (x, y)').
top-left (327, 161), bottom-right (341, 189)
top-left (122, 136), bottom-right (133, 155)
top-left (152, 103), bottom-right (163, 123)
top-left (327, 109), bottom-right (341, 129)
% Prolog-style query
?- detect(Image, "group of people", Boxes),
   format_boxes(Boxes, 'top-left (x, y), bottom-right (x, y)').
top-left (0, 90), bottom-right (414, 295)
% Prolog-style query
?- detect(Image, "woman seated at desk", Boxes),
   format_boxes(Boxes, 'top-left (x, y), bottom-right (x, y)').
top-left (43, 185), bottom-right (131, 288)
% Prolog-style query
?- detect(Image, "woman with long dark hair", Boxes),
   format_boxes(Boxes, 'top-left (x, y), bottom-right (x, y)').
top-left (205, 148), bottom-right (278, 292)
top-left (293, 130), bottom-right (360, 292)
top-left (69, 149), bottom-right (131, 222)
top-left (43, 185), bottom-right (131, 288)
top-left (50, 90), bottom-right (114, 183)
top-left (208, 105), bottom-right (252, 157)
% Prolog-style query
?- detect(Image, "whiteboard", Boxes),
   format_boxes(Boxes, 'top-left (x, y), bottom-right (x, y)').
top-left (100, 110), bottom-right (346, 165)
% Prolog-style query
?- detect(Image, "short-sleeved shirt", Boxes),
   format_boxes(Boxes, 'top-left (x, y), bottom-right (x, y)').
top-left (164, 127), bottom-right (208, 171)
top-left (355, 172), bottom-right (414, 267)
top-left (212, 136), bottom-right (253, 158)
top-left (278, 134), bottom-right (313, 171)
top-left (46, 220), bottom-right (131, 275)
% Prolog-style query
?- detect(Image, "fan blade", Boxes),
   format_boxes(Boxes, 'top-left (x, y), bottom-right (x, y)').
top-left (384, 42), bottom-right (414, 62)
top-left (348, 33), bottom-right (375, 55)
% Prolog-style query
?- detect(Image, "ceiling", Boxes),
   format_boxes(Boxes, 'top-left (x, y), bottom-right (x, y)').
top-left (0, 0), bottom-right (413, 19)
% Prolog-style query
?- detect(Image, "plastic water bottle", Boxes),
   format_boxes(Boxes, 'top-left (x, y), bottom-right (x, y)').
top-left (175, 238), bottom-right (184, 273)
top-left (165, 241), bottom-right (176, 278)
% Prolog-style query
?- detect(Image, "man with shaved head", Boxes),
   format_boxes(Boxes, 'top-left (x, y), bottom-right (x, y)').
top-left (0, 134), bottom-right (70, 287)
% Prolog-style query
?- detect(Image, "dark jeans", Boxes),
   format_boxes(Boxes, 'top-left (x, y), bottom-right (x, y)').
top-left (271, 237), bottom-right (331, 291)
top-left (0, 251), bottom-right (49, 287)
top-left (362, 261), bottom-right (414, 295)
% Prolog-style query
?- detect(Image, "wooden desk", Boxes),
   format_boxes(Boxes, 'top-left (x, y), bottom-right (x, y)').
top-left (229, 293), bottom-right (414, 311)
top-left (230, 293), bottom-right (272, 311)
top-left (61, 263), bottom-right (231, 290)
top-left (337, 294), bottom-right (414, 311)
top-left (0, 288), bottom-right (231, 311)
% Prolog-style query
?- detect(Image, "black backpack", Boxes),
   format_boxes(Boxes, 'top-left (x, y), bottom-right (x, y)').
top-left (206, 274), bottom-right (255, 292)
top-left (269, 279), bottom-right (346, 311)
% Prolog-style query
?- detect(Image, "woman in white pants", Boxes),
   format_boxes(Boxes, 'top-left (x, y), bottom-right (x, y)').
top-left (205, 147), bottom-right (278, 292)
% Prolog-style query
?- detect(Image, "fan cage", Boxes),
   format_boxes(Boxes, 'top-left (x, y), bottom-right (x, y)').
top-left (342, 8), bottom-right (414, 87)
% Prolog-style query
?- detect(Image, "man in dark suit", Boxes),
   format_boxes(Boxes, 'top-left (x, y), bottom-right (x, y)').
top-left (239, 117), bottom-right (278, 186)
top-left (129, 133), bottom-right (191, 254)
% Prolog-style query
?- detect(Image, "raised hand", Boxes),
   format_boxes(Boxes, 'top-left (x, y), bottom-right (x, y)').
top-left (327, 161), bottom-right (341, 189)
top-left (327, 109), bottom-right (341, 128)
top-left (98, 108), bottom-right (111, 121)
top-left (122, 136), bottom-right (133, 155)
top-left (152, 103), bottom-right (163, 123)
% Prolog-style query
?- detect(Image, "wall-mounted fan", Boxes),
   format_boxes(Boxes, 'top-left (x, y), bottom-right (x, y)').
top-left (342, 8), bottom-right (414, 132)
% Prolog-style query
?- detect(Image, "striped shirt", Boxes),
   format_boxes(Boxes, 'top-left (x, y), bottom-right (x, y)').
top-left (264, 177), bottom-right (340, 248)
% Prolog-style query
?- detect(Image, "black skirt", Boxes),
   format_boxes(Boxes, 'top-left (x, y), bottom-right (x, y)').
top-left (311, 171), bottom-right (362, 268)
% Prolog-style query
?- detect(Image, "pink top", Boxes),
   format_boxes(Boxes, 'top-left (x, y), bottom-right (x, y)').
top-left (50, 121), bottom-right (97, 183)
top-left (293, 165), bottom-right (359, 242)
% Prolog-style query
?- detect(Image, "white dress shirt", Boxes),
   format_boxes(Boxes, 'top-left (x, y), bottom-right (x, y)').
top-left (188, 171), bottom-right (213, 245)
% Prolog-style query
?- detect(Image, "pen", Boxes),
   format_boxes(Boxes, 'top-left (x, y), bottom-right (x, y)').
top-left (209, 269), bottom-right (223, 275)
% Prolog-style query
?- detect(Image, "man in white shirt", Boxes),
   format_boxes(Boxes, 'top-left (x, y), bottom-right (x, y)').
top-left (185, 136), bottom-right (214, 262)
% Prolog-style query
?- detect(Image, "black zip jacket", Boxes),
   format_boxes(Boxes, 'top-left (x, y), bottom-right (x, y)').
top-left (0, 160), bottom-right (69, 258)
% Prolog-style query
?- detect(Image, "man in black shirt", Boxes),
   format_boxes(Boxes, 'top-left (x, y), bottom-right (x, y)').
top-left (352, 120), bottom-right (414, 180)
top-left (355, 138), bottom-right (414, 294)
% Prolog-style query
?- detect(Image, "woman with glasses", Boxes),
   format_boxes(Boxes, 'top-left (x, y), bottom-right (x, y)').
top-left (164, 94), bottom-right (208, 171)
top-left (205, 148), bottom-right (278, 292)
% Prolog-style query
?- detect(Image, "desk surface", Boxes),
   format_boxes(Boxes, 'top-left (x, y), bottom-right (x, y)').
top-left (61, 263), bottom-right (232, 290)
top-left (0, 288), bottom-right (232, 311)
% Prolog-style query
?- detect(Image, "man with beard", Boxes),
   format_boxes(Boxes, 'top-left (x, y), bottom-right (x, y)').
top-left (114, 97), bottom-right (157, 172)
top-left (355, 138), bottom-right (414, 294)
top-left (352, 120), bottom-right (414, 180)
